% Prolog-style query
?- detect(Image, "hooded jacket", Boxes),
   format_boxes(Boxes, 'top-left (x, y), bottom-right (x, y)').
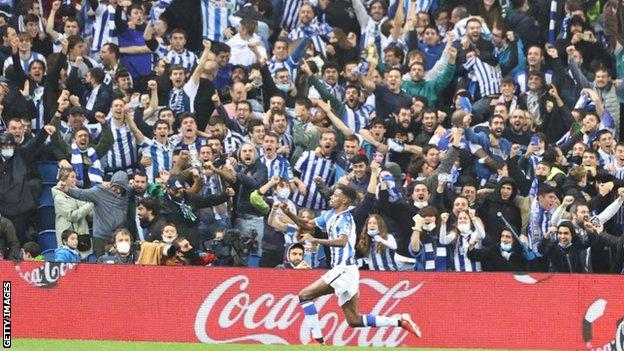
top-left (477, 177), bottom-right (522, 247)
top-left (467, 241), bottom-right (528, 272)
top-left (276, 243), bottom-right (305, 269)
top-left (538, 232), bottom-right (599, 273)
top-left (66, 171), bottom-right (130, 241)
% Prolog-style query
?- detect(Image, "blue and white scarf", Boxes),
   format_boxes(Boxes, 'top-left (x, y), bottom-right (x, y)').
top-left (70, 143), bottom-right (103, 188)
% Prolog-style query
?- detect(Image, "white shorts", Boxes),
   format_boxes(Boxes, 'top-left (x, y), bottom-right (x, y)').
top-left (321, 265), bottom-right (360, 306)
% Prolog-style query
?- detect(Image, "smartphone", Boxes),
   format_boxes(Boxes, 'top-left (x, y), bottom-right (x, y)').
top-left (590, 216), bottom-right (600, 227)
top-left (530, 136), bottom-right (540, 146)
top-left (438, 173), bottom-right (452, 182)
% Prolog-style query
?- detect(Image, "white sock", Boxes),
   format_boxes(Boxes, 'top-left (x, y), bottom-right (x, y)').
top-left (363, 314), bottom-right (400, 327)
top-left (304, 314), bottom-right (323, 339)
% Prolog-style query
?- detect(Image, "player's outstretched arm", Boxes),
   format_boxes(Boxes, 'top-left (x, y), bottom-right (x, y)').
top-left (303, 233), bottom-right (348, 248)
top-left (279, 203), bottom-right (315, 231)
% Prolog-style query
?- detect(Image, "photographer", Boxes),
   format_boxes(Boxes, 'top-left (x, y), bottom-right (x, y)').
top-left (97, 228), bottom-right (138, 264)
top-left (204, 229), bottom-right (258, 267)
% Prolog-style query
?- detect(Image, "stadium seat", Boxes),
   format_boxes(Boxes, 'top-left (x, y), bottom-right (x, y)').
top-left (37, 206), bottom-right (56, 232)
top-left (38, 230), bottom-right (58, 252)
top-left (86, 254), bottom-right (96, 263)
top-left (39, 185), bottom-right (54, 208)
top-left (248, 254), bottom-right (260, 268)
top-left (36, 161), bottom-right (59, 185)
top-left (41, 249), bottom-right (55, 262)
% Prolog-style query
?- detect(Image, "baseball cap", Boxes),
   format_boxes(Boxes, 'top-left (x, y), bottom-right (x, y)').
top-left (167, 176), bottom-right (188, 190)
top-left (67, 106), bottom-right (86, 115)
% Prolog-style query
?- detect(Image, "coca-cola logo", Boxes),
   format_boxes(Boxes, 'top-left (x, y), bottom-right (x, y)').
top-left (14, 262), bottom-right (77, 288)
top-left (194, 275), bottom-right (423, 346)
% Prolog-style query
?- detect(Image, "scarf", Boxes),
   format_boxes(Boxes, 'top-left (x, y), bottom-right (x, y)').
top-left (71, 143), bottom-right (103, 188)
top-left (168, 194), bottom-right (197, 222)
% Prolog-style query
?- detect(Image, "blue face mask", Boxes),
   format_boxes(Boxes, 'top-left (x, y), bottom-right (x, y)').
top-left (500, 242), bottom-right (512, 251)
top-left (277, 188), bottom-right (290, 200)
top-left (276, 83), bottom-right (293, 92)
top-left (367, 228), bottom-right (379, 237)
top-left (1, 148), bottom-right (14, 158)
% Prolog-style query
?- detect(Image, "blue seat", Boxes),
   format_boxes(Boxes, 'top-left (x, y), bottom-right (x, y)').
top-left (37, 206), bottom-right (55, 232)
top-left (42, 249), bottom-right (55, 262)
top-left (86, 254), bottom-right (96, 263)
top-left (38, 230), bottom-right (58, 252)
top-left (248, 254), bottom-right (260, 268)
top-left (37, 161), bottom-right (59, 185)
top-left (39, 185), bottom-right (54, 207)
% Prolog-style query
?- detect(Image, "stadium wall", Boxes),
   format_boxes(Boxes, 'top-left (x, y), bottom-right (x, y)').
top-left (2, 261), bottom-right (624, 349)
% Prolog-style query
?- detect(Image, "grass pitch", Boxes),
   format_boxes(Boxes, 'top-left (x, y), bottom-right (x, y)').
top-left (11, 339), bottom-right (499, 351)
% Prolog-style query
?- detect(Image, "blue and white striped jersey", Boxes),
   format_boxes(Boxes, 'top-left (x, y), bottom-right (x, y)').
top-left (91, 3), bottom-right (117, 54)
top-left (260, 154), bottom-right (294, 181)
top-left (463, 56), bottom-right (502, 97)
top-left (173, 136), bottom-right (207, 167)
top-left (293, 150), bottom-right (334, 210)
top-left (314, 208), bottom-right (356, 267)
top-left (155, 44), bottom-right (197, 72)
top-left (367, 234), bottom-right (398, 271)
top-left (106, 122), bottom-right (141, 173)
top-left (222, 129), bottom-right (245, 155)
top-left (141, 138), bottom-right (175, 181)
top-left (200, 0), bottom-right (236, 43)
top-left (3, 52), bottom-right (46, 74)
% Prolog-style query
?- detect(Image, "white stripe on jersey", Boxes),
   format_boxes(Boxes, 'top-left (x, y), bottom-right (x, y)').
top-left (260, 155), bottom-right (294, 180)
top-left (268, 57), bottom-right (298, 82)
top-left (223, 129), bottom-right (244, 155)
top-left (314, 208), bottom-right (356, 267)
top-left (343, 104), bottom-right (372, 133)
top-left (106, 122), bottom-right (140, 172)
top-left (157, 45), bottom-right (198, 72)
top-left (91, 4), bottom-right (117, 53)
top-left (280, 0), bottom-right (305, 31)
top-left (201, 0), bottom-right (236, 42)
top-left (367, 234), bottom-right (398, 271)
top-left (142, 138), bottom-right (175, 181)
top-left (293, 150), bottom-right (334, 210)
top-left (3, 52), bottom-right (47, 73)
top-left (463, 56), bottom-right (501, 97)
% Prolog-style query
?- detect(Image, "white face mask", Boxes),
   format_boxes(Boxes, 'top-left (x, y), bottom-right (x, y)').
top-left (414, 200), bottom-right (428, 209)
top-left (162, 237), bottom-right (174, 244)
top-left (367, 228), bottom-right (379, 237)
top-left (559, 241), bottom-right (572, 249)
top-left (457, 223), bottom-right (471, 233)
top-left (277, 188), bottom-right (291, 200)
top-left (422, 222), bottom-right (436, 231)
top-left (500, 242), bottom-right (512, 251)
top-left (1, 148), bottom-right (14, 158)
top-left (116, 242), bottom-right (131, 254)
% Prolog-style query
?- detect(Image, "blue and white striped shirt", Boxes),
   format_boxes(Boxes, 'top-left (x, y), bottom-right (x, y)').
top-left (367, 234), bottom-right (398, 271)
top-left (343, 104), bottom-right (373, 133)
top-left (200, 0), bottom-right (236, 43)
top-left (3, 52), bottom-right (46, 74)
top-left (173, 136), bottom-right (208, 167)
top-left (141, 138), bottom-right (175, 181)
top-left (314, 208), bottom-right (356, 267)
top-left (268, 57), bottom-right (298, 83)
top-left (452, 232), bottom-right (481, 272)
top-left (106, 122), bottom-right (141, 173)
top-left (293, 149), bottom-right (334, 210)
top-left (222, 129), bottom-right (244, 155)
top-left (260, 154), bottom-right (294, 180)
top-left (280, 0), bottom-right (306, 31)
top-left (156, 44), bottom-right (198, 72)
top-left (463, 56), bottom-right (502, 97)
top-left (91, 3), bottom-right (117, 54)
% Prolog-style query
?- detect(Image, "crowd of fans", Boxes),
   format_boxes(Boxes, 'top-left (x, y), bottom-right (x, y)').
top-left (0, 0), bottom-right (623, 273)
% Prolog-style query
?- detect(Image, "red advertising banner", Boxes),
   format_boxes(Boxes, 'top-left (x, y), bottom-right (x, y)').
top-left (2, 261), bottom-right (623, 349)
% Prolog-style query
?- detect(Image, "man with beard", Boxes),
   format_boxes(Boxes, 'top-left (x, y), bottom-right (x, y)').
top-left (221, 143), bottom-right (268, 258)
top-left (385, 106), bottom-right (421, 170)
top-left (503, 108), bottom-right (532, 146)
top-left (207, 116), bottom-right (245, 157)
top-left (465, 114), bottom-right (512, 183)
top-left (334, 134), bottom-right (361, 181)
top-left (309, 61), bottom-right (344, 101)
top-left (360, 66), bottom-right (411, 121)
top-left (302, 61), bottom-right (372, 133)
top-left (136, 197), bottom-right (166, 242)
top-left (401, 47), bottom-right (456, 108)
top-left (414, 108), bottom-right (440, 146)
top-left (513, 46), bottom-right (553, 94)
top-left (160, 173), bottom-right (234, 247)
top-left (51, 98), bottom-right (113, 188)
top-left (477, 177), bottom-right (522, 247)
top-left (269, 111), bottom-right (293, 154)
top-left (352, 0), bottom-right (387, 49)
top-left (131, 119), bottom-right (175, 182)
top-left (293, 130), bottom-right (338, 211)
top-left (276, 243), bottom-right (307, 269)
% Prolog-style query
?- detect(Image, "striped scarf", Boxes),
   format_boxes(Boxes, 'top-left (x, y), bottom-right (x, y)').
top-left (70, 143), bottom-right (103, 188)
top-left (547, 0), bottom-right (558, 45)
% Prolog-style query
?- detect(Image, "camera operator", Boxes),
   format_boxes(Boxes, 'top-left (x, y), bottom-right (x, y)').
top-left (204, 228), bottom-right (258, 267)
top-left (97, 228), bottom-right (139, 264)
top-left (159, 164), bottom-right (235, 247)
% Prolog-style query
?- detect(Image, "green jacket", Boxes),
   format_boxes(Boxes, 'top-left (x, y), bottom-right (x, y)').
top-left (50, 115), bottom-right (114, 159)
top-left (401, 63), bottom-right (455, 107)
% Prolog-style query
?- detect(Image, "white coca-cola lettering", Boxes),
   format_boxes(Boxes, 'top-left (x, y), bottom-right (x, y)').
top-left (194, 275), bottom-right (423, 346)
top-left (14, 262), bottom-right (76, 287)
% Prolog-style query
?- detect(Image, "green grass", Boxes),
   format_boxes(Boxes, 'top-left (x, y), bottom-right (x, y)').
top-left (10, 339), bottom-right (498, 351)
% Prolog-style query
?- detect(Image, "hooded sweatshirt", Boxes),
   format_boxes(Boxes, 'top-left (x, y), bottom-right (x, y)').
top-left (477, 177), bottom-right (522, 246)
top-left (66, 171), bottom-right (130, 241)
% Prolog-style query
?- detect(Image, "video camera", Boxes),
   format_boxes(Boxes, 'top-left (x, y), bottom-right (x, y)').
top-left (203, 229), bottom-right (259, 267)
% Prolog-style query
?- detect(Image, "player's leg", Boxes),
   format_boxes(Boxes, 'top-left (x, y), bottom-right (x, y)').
top-left (298, 278), bottom-right (333, 344)
top-left (341, 293), bottom-right (422, 337)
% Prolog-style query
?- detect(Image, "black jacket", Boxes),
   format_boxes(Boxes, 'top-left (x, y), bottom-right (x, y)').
top-left (233, 159), bottom-right (268, 216)
top-left (160, 0), bottom-right (204, 52)
top-left (467, 243), bottom-right (528, 272)
top-left (538, 233), bottom-right (598, 273)
top-left (0, 129), bottom-right (48, 216)
top-left (506, 9), bottom-right (541, 49)
top-left (477, 177), bottom-right (522, 247)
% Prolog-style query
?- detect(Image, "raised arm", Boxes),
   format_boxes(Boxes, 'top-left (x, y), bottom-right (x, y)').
top-left (279, 202), bottom-right (316, 231)
top-left (46, 1), bottom-right (62, 42)
top-left (190, 40), bottom-right (213, 86)
top-left (314, 99), bottom-right (352, 137)
top-left (93, 112), bottom-right (114, 157)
